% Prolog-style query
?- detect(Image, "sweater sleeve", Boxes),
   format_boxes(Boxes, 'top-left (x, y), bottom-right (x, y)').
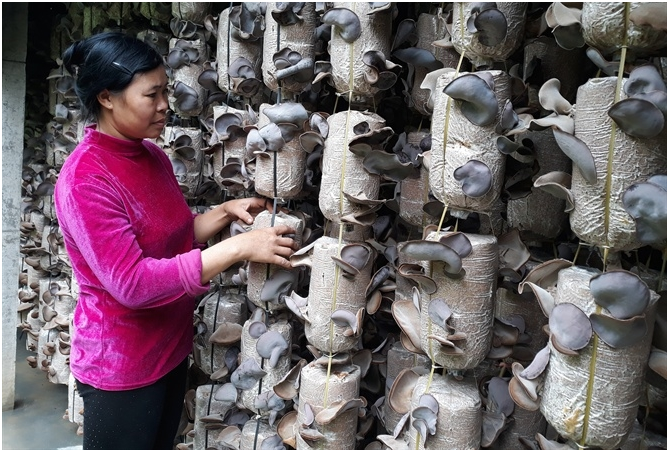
top-left (58, 171), bottom-right (210, 310)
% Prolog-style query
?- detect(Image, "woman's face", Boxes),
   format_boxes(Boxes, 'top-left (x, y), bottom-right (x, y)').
top-left (97, 66), bottom-right (169, 141)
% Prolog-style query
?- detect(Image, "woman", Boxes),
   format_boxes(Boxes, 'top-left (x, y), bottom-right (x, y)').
top-left (54, 32), bottom-right (297, 449)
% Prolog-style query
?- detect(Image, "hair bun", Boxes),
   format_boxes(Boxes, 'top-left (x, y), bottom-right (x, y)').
top-left (62, 39), bottom-right (86, 76)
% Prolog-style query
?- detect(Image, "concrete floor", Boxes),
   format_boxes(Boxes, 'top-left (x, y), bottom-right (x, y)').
top-left (2, 331), bottom-right (82, 450)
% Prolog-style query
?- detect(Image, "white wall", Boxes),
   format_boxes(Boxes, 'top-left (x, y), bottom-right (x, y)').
top-left (2, 2), bottom-right (28, 411)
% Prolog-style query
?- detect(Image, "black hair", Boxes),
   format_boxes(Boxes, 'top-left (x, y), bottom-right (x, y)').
top-left (61, 32), bottom-right (165, 122)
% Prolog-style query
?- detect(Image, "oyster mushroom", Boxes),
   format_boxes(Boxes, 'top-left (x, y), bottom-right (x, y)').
top-left (589, 313), bottom-right (649, 349)
top-left (274, 358), bottom-right (307, 400)
top-left (399, 237), bottom-right (464, 278)
top-left (228, 57), bottom-right (263, 97)
top-left (443, 73), bottom-right (499, 126)
top-left (254, 390), bottom-right (286, 426)
top-left (362, 50), bottom-right (401, 90)
top-left (411, 403), bottom-right (437, 448)
top-left (331, 243), bottom-right (373, 278)
top-left (256, 330), bottom-right (289, 368)
top-left (209, 322), bottom-right (243, 345)
top-left (330, 307), bottom-right (365, 337)
top-left (608, 98), bottom-right (666, 138)
top-left (466, 3), bottom-right (508, 47)
top-left (230, 358), bottom-right (267, 390)
top-left (392, 298), bottom-right (423, 354)
top-left (172, 81), bottom-right (199, 113)
top-left (622, 177), bottom-right (667, 243)
top-left (548, 303), bottom-right (593, 355)
top-left (544, 2), bottom-right (585, 50)
top-left (387, 368), bottom-right (420, 415)
top-left (589, 270), bottom-right (651, 318)
top-left (274, 49), bottom-right (314, 84)
top-left (271, 2), bottom-right (306, 25)
top-left (260, 270), bottom-right (298, 306)
top-left (533, 171), bottom-right (575, 213)
top-left (229, 3), bottom-right (266, 40)
top-left (315, 398), bottom-right (366, 425)
top-left (481, 410), bottom-right (507, 448)
top-left (277, 410), bottom-right (298, 448)
top-left (453, 159), bottom-right (493, 198)
top-left (321, 7), bottom-right (361, 43)
top-left (247, 123), bottom-right (286, 155)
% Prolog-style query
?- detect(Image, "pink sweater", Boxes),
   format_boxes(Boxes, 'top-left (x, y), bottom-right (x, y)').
top-left (54, 126), bottom-right (210, 390)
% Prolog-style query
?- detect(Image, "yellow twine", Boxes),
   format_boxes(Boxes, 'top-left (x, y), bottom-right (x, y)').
top-left (324, 3), bottom-right (357, 407)
top-left (581, 8), bottom-right (629, 445)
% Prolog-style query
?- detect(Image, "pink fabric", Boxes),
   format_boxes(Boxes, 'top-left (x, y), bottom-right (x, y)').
top-left (54, 126), bottom-right (210, 390)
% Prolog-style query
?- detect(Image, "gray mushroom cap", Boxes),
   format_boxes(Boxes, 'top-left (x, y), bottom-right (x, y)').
top-left (355, 148), bottom-right (416, 182)
top-left (400, 239), bottom-right (463, 277)
top-left (549, 303), bottom-right (593, 354)
top-left (256, 330), bottom-right (289, 368)
top-left (264, 102), bottom-right (309, 127)
top-left (486, 376), bottom-right (515, 417)
top-left (481, 410), bottom-right (507, 448)
top-left (331, 307), bottom-right (365, 337)
top-left (277, 411), bottom-right (298, 449)
top-left (173, 81), bottom-right (199, 112)
top-left (534, 171), bottom-right (575, 212)
top-left (213, 382), bottom-right (239, 406)
top-left (539, 78), bottom-right (573, 116)
top-left (625, 64), bottom-right (667, 97)
top-left (411, 405), bottom-right (437, 448)
top-left (214, 112), bottom-right (244, 141)
top-left (260, 270), bottom-right (297, 305)
top-left (590, 312), bottom-right (649, 349)
top-left (273, 358), bottom-right (307, 400)
top-left (509, 362), bottom-right (541, 411)
top-left (454, 159), bottom-right (493, 198)
top-left (469, 6), bottom-right (508, 47)
top-left (608, 98), bottom-right (666, 138)
top-left (248, 321), bottom-right (268, 339)
top-left (321, 7), bottom-right (361, 43)
top-left (392, 299), bottom-right (422, 353)
top-left (393, 48), bottom-right (443, 72)
top-left (387, 368), bottom-right (420, 414)
top-left (622, 178), bottom-right (667, 243)
top-left (427, 297), bottom-right (452, 331)
top-left (497, 229), bottom-right (530, 272)
top-left (545, 2), bottom-right (585, 50)
top-left (589, 270), bottom-right (651, 319)
top-left (552, 129), bottom-right (597, 184)
top-left (332, 243), bottom-right (373, 278)
top-left (519, 345), bottom-right (550, 380)
top-left (315, 398), bottom-right (366, 425)
top-left (231, 358), bottom-right (268, 390)
top-left (397, 263), bottom-right (438, 295)
top-left (209, 322), bottom-right (243, 345)
top-left (272, 2), bottom-right (305, 25)
top-left (261, 434), bottom-right (285, 450)
top-left (443, 74), bottom-right (499, 126)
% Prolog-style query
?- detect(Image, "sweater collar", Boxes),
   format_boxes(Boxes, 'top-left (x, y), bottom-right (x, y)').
top-left (84, 124), bottom-right (148, 155)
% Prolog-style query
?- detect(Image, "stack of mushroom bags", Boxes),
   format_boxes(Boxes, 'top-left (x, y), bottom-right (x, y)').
top-left (28, 2), bottom-right (667, 450)
top-left (17, 1), bottom-right (91, 434)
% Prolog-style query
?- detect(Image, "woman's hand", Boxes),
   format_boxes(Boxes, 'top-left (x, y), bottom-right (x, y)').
top-left (200, 223), bottom-right (297, 284)
top-left (221, 197), bottom-right (273, 225)
top-left (231, 224), bottom-right (297, 267)
top-left (193, 197), bottom-right (272, 244)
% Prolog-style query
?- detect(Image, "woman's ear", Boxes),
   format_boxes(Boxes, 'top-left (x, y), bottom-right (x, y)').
top-left (97, 89), bottom-right (114, 111)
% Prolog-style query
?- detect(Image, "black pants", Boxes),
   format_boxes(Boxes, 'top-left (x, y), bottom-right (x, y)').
top-left (76, 358), bottom-right (188, 450)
